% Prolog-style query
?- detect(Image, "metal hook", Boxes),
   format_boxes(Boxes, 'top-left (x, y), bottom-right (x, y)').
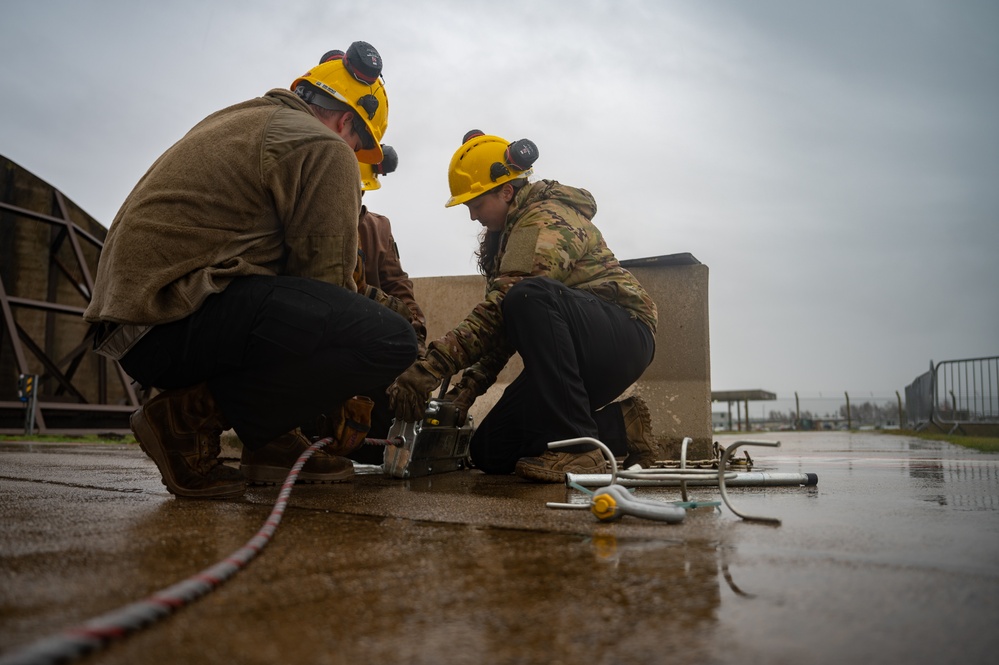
top-left (718, 440), bottom-right (782, 524)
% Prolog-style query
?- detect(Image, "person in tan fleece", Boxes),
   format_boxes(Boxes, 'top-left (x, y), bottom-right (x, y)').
top-left (84, 42), bottom-right (417, 499)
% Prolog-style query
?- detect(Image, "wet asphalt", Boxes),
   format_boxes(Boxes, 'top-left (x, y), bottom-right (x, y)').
top-left (1, 431), bottom-right (998, 665)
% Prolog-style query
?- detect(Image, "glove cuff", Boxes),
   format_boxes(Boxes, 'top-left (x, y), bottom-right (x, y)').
top-left (422, 347), bottom-right (456, 381)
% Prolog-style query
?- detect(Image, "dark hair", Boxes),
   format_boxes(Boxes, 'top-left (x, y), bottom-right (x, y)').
top-left (476, 229), bottom-right (502, 277)
top-left (474, 179), bottom-right (527, 277)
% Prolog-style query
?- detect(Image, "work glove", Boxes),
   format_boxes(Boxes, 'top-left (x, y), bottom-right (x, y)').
top-left (415, 333), bottom-right (428, 361)
top-left (386, 348), bottom-right (455, 423)
top-left (442, 370), bottom-right (485, 427)
top-left (314, 395), bottom-right (375, 456)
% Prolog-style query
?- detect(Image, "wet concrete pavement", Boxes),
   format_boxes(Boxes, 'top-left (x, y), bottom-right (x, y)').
top-left (2, 431), bottom-right (998, 664)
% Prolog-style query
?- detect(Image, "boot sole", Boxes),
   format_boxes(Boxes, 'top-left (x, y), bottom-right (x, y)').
top-left (241, 464), bottom-right (354, 486)
top-left (513, 461), bottom-right (568, 483)
top-left (514, 458), bottom-right (609, 483)
top-left (131, 408), bottom-right (245, 499)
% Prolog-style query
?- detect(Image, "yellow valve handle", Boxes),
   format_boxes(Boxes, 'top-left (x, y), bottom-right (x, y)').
top-left (591, 493), bottom-right (619, 521)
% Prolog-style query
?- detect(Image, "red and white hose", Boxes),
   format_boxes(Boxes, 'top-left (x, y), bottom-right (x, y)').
top-left (0, 437), bottom-right (333, 665)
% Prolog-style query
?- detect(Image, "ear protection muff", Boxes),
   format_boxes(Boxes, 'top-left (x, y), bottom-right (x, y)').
top-left (488, 138), bottom-right (539, 182)
top-left (320, 42), bottom-right (382, 84)
top-left (375, 145), bottom-right (399, 176)
top-left (320, 49), bottom-right (345, 64)
top-left (505, 139), bottom-right (539, 171)
top-left (318, 45), bottom-right (381, 120)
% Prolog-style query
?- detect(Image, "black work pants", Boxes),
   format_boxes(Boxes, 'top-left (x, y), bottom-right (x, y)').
top-left (469, 276), bottom-right (655, 474)
top-left (120, 275), bottom-right (417, 449)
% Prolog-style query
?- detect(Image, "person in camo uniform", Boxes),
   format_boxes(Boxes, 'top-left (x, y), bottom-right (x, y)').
top-left (387, 130), bottom-right (662, 482)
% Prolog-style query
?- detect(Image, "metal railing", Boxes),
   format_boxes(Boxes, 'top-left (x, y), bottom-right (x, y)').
top-left (2, 155), bottom-right (141, 434)
top-left (905, 357), bottom-right (999, 431)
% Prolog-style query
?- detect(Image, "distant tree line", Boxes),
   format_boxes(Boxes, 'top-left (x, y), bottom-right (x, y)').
top-left (765, 400), bottom-right (901, 428)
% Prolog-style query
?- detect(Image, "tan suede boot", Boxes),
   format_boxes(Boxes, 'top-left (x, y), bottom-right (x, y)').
top-left (130, 383), bottom-right (246, 499)
top-left (240, 428), bottom-right (354, 485)
top-left (514, 448), bottom-right (608, 483)
top-left (620, 395), bottom-right (665, 468)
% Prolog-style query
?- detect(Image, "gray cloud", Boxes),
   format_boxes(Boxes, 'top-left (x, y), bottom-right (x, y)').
top-left (1, 0), bottom-right (995, 399)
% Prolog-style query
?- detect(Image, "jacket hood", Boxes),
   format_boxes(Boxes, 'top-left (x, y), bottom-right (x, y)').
top-left (510, 180), bottom-right (597, 222)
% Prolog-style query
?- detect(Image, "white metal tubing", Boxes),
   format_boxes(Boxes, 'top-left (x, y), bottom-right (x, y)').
top-left (718, 440), bottom-right (782, 524)
top-left (545, 438), bottom-right (681, 523)
top-left (566, 471), bottom-right (814, 488)
top-left (548, 437), bottom-right (619, 481)
top-left (679, 436), bottom-right (691, 501)
top-left (551, 437), bottom-right (792, 524)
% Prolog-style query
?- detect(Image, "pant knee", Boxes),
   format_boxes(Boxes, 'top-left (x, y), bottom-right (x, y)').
top-left (502, 276), bottom-right (563, 319)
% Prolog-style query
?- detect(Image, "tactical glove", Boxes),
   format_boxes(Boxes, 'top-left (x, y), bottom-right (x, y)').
top-left (442, 370), bottom-right (486, 427)
top-left (386, 348), bottom-right (455, 423)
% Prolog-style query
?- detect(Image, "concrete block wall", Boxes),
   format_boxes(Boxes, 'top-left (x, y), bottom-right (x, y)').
top-left (411, 255), bottom-right (712, 459)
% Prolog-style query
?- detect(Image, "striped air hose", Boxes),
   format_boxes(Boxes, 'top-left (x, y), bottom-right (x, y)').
top-left (0, 437), bottom-right (334, 665)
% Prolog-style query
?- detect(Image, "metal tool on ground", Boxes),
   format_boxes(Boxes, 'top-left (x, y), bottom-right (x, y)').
top-left (569, 438), bottom-right (817, 491)
top-left (589, 484), bottom-right (687, 523)
top-left (545, 437), bottom-right (686, 524)
top-left (378, 396), bottom-right (474, 479)
top-left (549, 437), bottom-right (795, 524)
top-left (567, 471), bottom-right (818, 489)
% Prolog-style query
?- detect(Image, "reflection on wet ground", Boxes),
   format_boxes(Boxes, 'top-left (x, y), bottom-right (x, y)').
top-left (1, 432), bottom-right (998, 664)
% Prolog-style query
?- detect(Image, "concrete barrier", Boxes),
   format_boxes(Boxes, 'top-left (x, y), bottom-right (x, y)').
top-left (412, 253), bottom-right (712, 459)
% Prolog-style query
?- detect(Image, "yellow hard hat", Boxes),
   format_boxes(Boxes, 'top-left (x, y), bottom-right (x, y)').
top-left (445, 130), bottom-right (538, 207)
top-left (360, 145), bottom-right (398, 191)
top-left (292, 41), bottom-right (389, 164)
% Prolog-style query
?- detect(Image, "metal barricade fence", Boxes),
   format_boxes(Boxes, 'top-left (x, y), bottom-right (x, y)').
top-left (935, 356), bottom-right (999, 425)
top-left (906, 356), bottom-right (999, 430)
top-left (905, 366), bottom-right (934, 429)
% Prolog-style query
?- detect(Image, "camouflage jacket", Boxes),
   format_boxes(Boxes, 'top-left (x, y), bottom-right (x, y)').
top-left (431, 180), bottom-right (658, 388)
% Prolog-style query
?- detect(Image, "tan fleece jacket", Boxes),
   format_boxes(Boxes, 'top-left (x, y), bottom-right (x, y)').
top-left (84, 89), bottom-right (361, 325)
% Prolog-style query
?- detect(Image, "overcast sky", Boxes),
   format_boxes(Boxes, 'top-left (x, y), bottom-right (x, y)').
top-left (2, 0), bottom-right (996, 405)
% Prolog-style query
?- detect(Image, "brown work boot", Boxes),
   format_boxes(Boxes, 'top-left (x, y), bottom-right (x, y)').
top-left (514, 448), bottom-right (608, 483)
top-left (620, 395), bottom-right (665, 468)
top-left (131, 383), bottom-right (246, 499)
top-left (240, 428), bottom-right (354, 485)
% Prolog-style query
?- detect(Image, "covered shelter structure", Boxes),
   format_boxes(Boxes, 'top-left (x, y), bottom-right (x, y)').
top-left (712, 389), bottom-right (777, 432)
